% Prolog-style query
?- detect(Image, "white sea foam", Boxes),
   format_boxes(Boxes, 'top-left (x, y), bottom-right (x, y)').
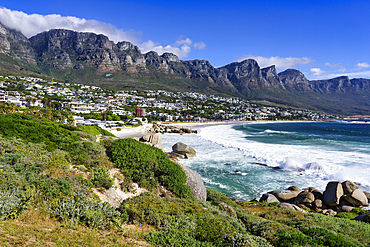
top-left (161, 122), bottom-right (370, 200)
top-left (197, 124), bottom-right (370, 190)
top-left (203, 178), bottom-right (229, 189)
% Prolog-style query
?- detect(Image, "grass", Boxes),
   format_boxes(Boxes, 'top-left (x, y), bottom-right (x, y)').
top-left (0, 207), bottom-right (150, 247)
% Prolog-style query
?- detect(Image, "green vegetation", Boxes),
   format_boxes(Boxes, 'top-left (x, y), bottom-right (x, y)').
top-left (0, 111), bottom-right (369, 246)
top-left (78, 125), bottom-right (116, 137)
top-left (109, 138), bottom-right (192, 198)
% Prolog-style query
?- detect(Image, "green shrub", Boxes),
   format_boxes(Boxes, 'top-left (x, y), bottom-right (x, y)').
top-left (305, 213), bottom-right (370, 246)
top-left (0, 190), bottom-right (30, 220)
top-left (195, 214), bottom-right (240, 244)
top-left (49, 193), bottom-right (122, 229)
top-left (207, 188), bottom-right (238, 208)
top-left (336, 211), bottom-right (359, 219)
top-left (39, 177), bottom-right (72, 200)
top-left (146, 229), bottom-right (214, 247)
top-left (119, 193), bottom-right (179, 228)
top-left (78, 125), bottom-right (115, 137)
top-left (301, 227), bottom-right (362, 247)
top-left (222, 232), bottom-right (273, 247)
top-left (273, 229), bottom-right (315, 247)
top-left (337, 208), bottom-right (370, 220)
top-left (90, 167), bottom-right (114, 189)
top-left (109, 138), bottom-right (192, 198)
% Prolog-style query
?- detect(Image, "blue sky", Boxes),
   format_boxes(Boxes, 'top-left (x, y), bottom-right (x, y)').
top-left (1, 0), bottom-right (370, 80)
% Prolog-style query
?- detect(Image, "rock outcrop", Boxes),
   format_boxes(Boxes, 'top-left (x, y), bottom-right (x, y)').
top-left (150, 123), bottom-right (197, 134)
top-left (93, 168), bottom-right (147, 208)
top-left (172, 142), bottom-right (196, 158)
top-left (323, 181), bottom-right (344, 206)
top-left (134, 133), bottom-right (163, 149)
top-left (260, 180), bottom-right (369, 220)
top-left (182, 165), bottom-right (207, 201)
top-left (271, 190), bottom-right (300, 202)
top-left (259, 193), bottom-right (279, 203)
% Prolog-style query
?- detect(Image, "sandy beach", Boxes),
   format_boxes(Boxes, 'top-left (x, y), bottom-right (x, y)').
top-left (106, 120), bottom-right (310, 138)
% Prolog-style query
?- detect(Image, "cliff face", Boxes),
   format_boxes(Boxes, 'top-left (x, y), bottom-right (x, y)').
top-left (0, 22), bottom-right (36, 64)
top-left (0, 23), bottom-right (369, 115)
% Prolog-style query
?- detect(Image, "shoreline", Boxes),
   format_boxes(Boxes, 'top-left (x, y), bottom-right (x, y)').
top-left (106, 120), bottom-right (320, 138)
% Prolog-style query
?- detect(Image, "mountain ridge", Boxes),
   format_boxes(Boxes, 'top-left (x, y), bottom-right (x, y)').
top-left (0, 22), bottom-right (369, 115)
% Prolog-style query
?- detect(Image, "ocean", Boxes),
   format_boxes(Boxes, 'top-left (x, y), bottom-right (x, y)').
top-left (161, 121), bottom-right (370, 201)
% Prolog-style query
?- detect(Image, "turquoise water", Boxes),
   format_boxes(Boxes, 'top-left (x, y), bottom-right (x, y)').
top-left (161, 121), bottom-right (370, 201)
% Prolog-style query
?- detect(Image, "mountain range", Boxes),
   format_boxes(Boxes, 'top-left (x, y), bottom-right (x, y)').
top-left (1, 22), bottom-right (369, 115)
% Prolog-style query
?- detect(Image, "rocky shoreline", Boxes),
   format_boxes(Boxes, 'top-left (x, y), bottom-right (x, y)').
top-left (259, 180), bottom-right (370, 222)
top-left (131, 130), bottom-right (370, 223)
top-left (150, 123), bottom-right (198, 134)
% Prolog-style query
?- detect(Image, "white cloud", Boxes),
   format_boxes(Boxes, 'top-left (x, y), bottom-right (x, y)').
top-left (0, 7), bottom-right (140, 43)
top-left (238, 55), bottom-right (314, 70)
top-left (357, 62), bottom-right (370, 68)
top-left (174, 38), bottom-right (192, 46)
top-left (0, 7), bottom-right (205, 59)
top-left (310, 68), bottom-right (326, 77)
top-left (308, 66), bottom-right (370, 80)
top-left (193, 41), bottom-right (206, 50)
top-left (325, 62), bottom-right (343, 68)
top-left (140, 40), bottom-right (191, 58)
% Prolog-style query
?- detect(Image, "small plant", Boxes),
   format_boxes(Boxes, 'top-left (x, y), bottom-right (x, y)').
top-left (0, 190), bottom-right (30, 220)
top-left (146, 229), bottom-right (214, 247)
top-left (90, 167), bottom-right (114, 189)
top-left (49, 193), bottom-right (122, 229)
top-left (222, 232), bottom-right (273, 247)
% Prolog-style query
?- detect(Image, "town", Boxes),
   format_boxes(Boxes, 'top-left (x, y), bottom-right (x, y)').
top-left (0, 75), bottom-right (339, 128)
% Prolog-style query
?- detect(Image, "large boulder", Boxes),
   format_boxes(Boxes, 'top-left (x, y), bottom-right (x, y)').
top-left (342, 180), bottom-right (359, 194)
top-left (342, 189), bottom-right (369, 206)
top-left (312, 199), bottom-right (323, 212)
top-left (260, 193), bottom-right (279, 203)
top-left (354, 212), bottom-right (370, 223)
top-left (308, 187), bottom-right (323, 200)
top-left (139, 133), bottom-right (163, 149)
top-left (172, 142), bottom-right (196, 158)
top-left (323, 181), bottom-right (343, 206)
top-left (150, 133), bottom-right (163, 149)
top-left (288, 186), bottom-right (301, 192)
top-left (271, 190), bottom-right (300, 202)
top-left (339, 205), bottom-right (355, 213)
top-left (182, 165), bottom-right (206, 201)
top-left (322, 209), bottom-right (337, 216)
top-left (294, 191), bottom-right (315, 207)
top-left (363, 191), bottom-right (370, 203)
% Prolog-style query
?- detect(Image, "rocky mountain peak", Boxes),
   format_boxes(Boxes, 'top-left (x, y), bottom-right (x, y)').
top-left (117, 41), bottom-right (141, 53)
top-left (0, 22), bottom-right (36, 64)
top-left (261, 65), bottom-right (284, 87)
top-left (278, 69), bottom-right (310, 92)
top-left (161, 52), bottom-right (180, 63)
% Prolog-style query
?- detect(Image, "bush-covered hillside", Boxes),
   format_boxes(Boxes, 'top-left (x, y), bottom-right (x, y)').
top-left (0, 109), bottom-right (369, 246)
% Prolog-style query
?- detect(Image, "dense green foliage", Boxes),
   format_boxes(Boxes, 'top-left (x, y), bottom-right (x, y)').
top-left (0, 113), bottom-right (119, 228)
top-left (146, 229), bottom-right (214, 247)
top-left (109, 138), bottom-right (192, 198)
top-left (49, 192), bottom-right (122, 229)
top-left (90, 167), bottom-right (114, 189)
top-left (119, 192), bottom-right (254, 246)
top-left (0, 113), bottom-right (79, 151)
top-left (78, 125), bottom-right (115, 137)
top-left (336, 207), bottom-right (370, 219)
